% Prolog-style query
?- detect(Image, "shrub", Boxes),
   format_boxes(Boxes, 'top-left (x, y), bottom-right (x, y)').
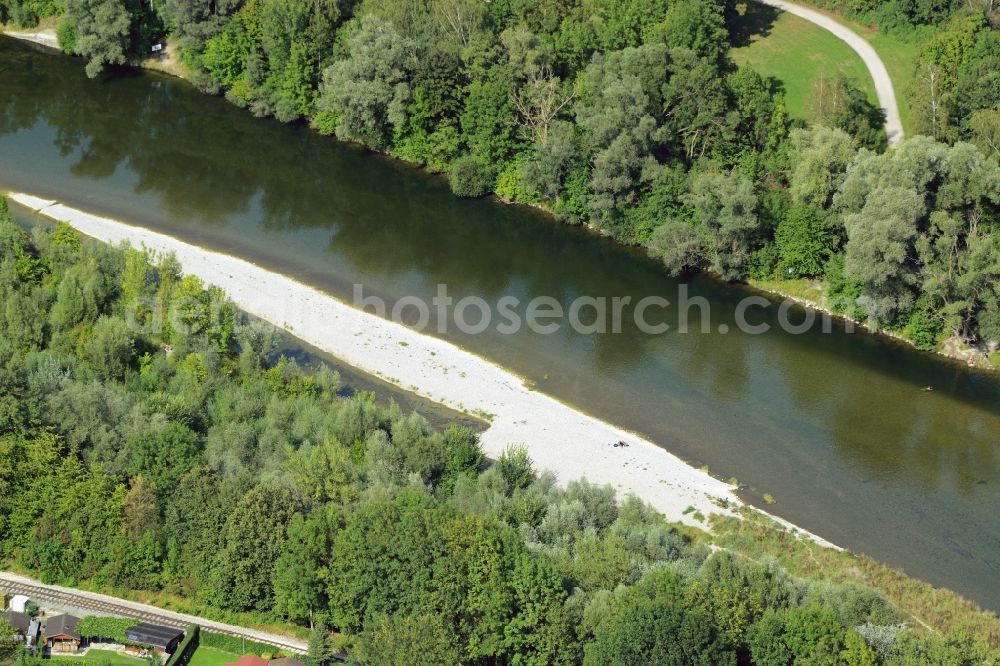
top-left (824, 254), bottom-right (866, 320)
top-left (903, 310), bottom-right (941, 350)
top-left (775, 204), bottom-right (830, 278)
top-left (448, 154), bottom-right (496, 198)
top-left (495, 444), bottom-right (534, 495)
top-left (199, 631), bottom-right (278, 657)
top-left (57, 17), bottom-right (77, 55)
top-left (749, 242), bottom-right (780, 280)
top-left (76, 616), bottom-right (136, 642)
top-left (552, 165), bottom-right (592, 225)
top-left (494, 161), bottom-right (533, 203)
top-left (10, 2), bottom-right (39, 28)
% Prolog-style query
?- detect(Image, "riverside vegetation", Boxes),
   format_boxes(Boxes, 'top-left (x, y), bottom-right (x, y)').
top-left (1, 197), bottom-right (1000, 662)
top-left (2, 0), bottom-right (1000, 359)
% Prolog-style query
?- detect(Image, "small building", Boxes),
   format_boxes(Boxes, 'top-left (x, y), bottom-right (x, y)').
top-left (44, 614), bottom-right (82, 654)
top-left (7, 595), bottom-right (30, 614)
top-left (1, 610), bottom-right (40, 653)
top-left (125, 623), bottom-right (185, 655)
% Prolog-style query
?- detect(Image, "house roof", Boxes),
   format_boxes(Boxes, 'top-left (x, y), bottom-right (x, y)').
top-left (45, 614), bottom-right (81, 641)
top-left (124, 623), bottom-right (185, 649)
top-left (2, 610), bottom-right (31, 635)
top-left (226, 655), bottom-right (269, 666)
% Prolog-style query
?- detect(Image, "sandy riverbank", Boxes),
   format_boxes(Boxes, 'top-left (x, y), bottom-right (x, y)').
top-left (1, 26), bottom-right (58, 49)
top-left (7, 192), bottom-right (807, 537)
top-left (2, 26), bottom-right (186, 78)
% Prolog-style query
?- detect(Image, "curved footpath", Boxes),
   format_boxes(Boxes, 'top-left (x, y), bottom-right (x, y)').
top-left (0, 571), bottom-right (307, 653)
top-left (9, 192), bottom-right (838, 550)
top-left (751, 0), bottom-right (904, 146)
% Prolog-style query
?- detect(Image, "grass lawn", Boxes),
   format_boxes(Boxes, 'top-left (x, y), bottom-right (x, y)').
top-left (796, 3), bottom-right (921, 132)
top-left (729, 1), bottom-right (921, 132)
top-left (749, 277), bottom-right (826, 306)
top-left (730, 5), bottom-right (878, 120)
top-left (49, 649), bottom-right (145, 666)
top-left (783, 1), bottom-right (922, 133)
top-left (187, 646), bottom-right (240, 666)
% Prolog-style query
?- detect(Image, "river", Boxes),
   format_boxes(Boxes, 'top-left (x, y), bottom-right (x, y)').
top-left (1, 37), bottom-right (998, 611)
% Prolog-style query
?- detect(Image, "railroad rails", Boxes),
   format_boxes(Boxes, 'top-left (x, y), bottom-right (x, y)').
top-left (0, 573), bottom-right (307, 654)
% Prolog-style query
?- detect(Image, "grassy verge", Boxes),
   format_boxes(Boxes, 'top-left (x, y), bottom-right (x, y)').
top-left (708, 509), bottom-right (1000, 649)
top-left (749, 277), bottom-right (826, 306)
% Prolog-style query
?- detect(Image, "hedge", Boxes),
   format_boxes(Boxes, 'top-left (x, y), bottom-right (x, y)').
top-left (165, 625), bottom-right (200, 666)
top-left (76, 616), bottom-right (140, 643)
top-left (199, 631), bottom-right (280, 658)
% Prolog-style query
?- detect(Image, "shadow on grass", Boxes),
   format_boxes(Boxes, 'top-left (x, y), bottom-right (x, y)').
top-left (727, 1), bottom-right (782, 48)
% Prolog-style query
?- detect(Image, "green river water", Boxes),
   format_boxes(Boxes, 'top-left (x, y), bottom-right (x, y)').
top-left (1, 37), bottom-right (998, 610)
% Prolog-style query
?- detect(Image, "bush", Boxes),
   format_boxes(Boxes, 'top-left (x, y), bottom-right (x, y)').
top-left (903, 310), bottom-right (941, 350)
top-left (494, 161), bottom-right (534, 203)
top-left (775, 204), bottom-right (830, 278)
top-left (748, 242), bottom-right (780, 280)
top-left (9, 2), bottom-right (39, 27)
top-left (495, 444), bottom-right (534, 494)
top-left (824, 254), bottom-right (865, 320)
top-left (57, 17), bottom-right (77, 55)
top-left (448, 155), bottom-right (496, 198)
top-left (76, 616), bottom-right (136, 642)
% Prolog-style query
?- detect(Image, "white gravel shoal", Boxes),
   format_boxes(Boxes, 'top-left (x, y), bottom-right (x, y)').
top-left (11, 192), bottom-right (839, 547)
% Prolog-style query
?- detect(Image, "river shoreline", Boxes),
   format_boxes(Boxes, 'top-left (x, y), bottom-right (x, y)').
top-left (1, 29), bottom-right (993, 373)
top-left (0, 25), bottom-right (58, 50)
top-left (744, 278), bottom-right (998, 371)
top-left (13, 191), bottom-right (813, 540)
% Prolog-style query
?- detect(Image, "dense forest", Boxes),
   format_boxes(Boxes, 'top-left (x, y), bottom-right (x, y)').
top-left (1, 0), bottom-right (999, 354)
top-left (1, 198), bottom-right (998, 663)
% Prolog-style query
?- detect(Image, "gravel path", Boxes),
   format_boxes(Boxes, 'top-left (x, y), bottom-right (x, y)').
top-left (752, 0), bottom-right (904, 146)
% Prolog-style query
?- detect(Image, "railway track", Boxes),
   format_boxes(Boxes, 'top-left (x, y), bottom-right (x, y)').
top-left (0, 573), bottom-right (307, 654)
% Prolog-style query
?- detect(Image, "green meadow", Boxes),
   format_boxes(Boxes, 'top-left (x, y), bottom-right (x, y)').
top-left (730, 2), bottom-right (919, 130)
top-left (730, 5), bottom-right (879, 119)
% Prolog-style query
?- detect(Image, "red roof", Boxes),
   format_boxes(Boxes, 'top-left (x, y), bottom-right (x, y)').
top-left (225, 656), bottom-right (268, 666)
